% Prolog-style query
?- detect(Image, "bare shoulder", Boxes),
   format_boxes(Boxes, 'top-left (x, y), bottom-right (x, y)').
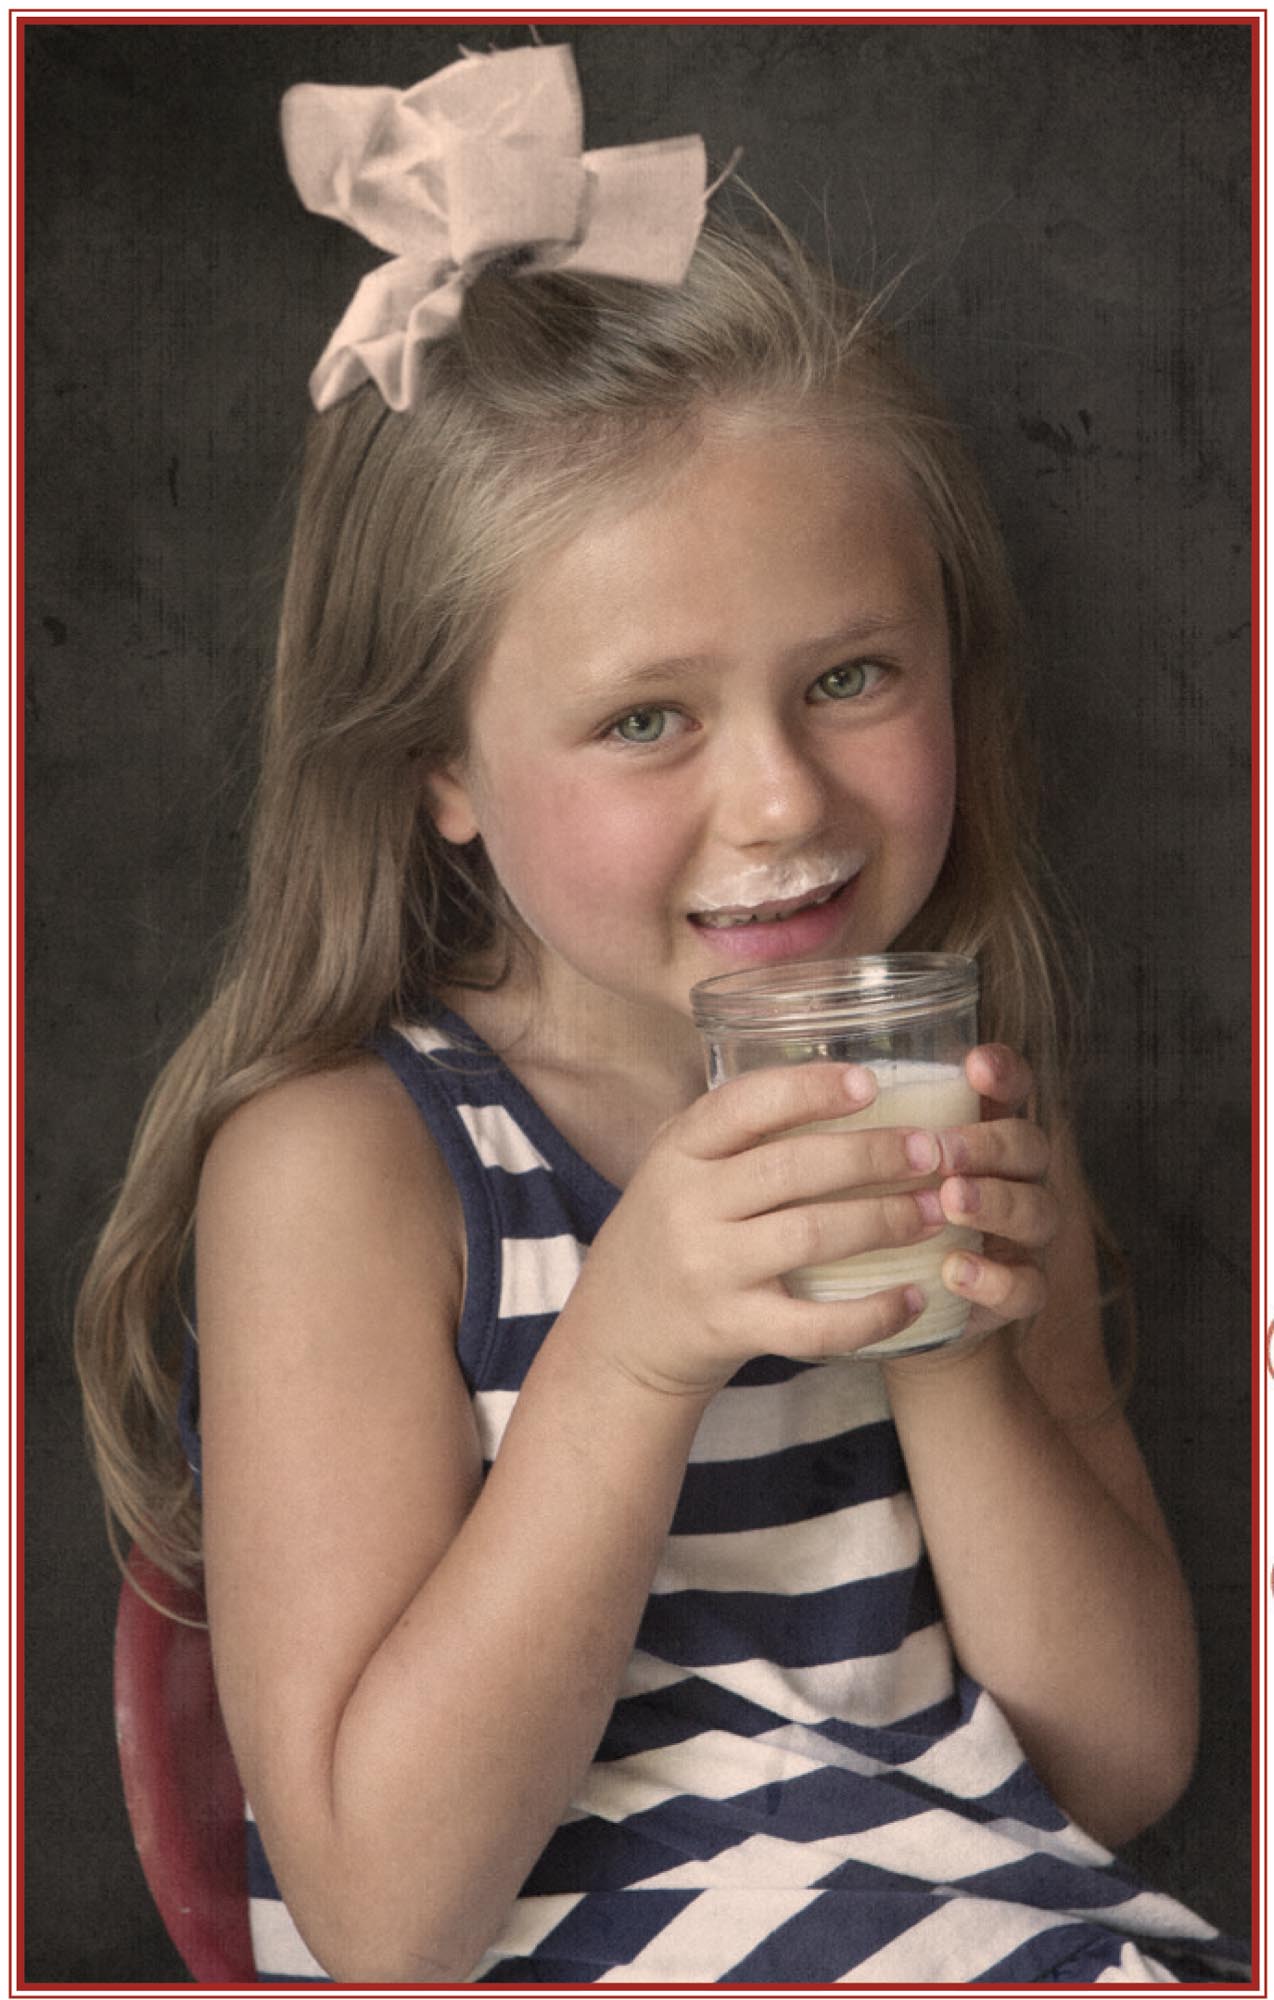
top-left (196, 1049), bottom-right (471, 1519)
top-left (201, 1055), bottom-right (459, 1254)
top-left (196, 1053), bottom-right (480, 1807)
top-left (199, 1054), bottom-right (466, 1326)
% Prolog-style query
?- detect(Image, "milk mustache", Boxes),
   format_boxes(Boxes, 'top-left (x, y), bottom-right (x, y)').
top-left (786, 1060), bottom-right (981, 1355)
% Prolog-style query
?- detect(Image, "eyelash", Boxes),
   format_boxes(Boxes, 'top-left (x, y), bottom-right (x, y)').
top-left (604, 660), bottom-right (892, 746)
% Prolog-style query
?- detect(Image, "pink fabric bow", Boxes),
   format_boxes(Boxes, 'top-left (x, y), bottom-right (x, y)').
top-left (281, 44), bottom-right (710, 412)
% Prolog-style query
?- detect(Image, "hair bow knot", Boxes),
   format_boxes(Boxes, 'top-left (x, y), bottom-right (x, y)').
top-left (282, 44), bottom-right (710, 411)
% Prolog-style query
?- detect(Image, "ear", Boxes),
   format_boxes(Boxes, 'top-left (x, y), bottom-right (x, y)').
top-left (422, 761), bottom-right (481, 847)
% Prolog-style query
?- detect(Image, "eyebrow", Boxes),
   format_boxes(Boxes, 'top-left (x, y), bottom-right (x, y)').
top-left (581, 614), bottom-right (928, 704)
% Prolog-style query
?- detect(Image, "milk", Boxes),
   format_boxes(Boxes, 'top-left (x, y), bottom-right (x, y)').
top-left (784, 1061), bottom-right (981, 1357)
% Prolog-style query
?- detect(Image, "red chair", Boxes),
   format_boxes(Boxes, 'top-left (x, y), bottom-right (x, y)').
top-left (114, 1545), bottom-right (256, 1983)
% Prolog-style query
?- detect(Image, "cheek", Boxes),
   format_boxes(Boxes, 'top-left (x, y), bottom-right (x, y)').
top-left (868, 710), bottom-right (958, 853)
top-left (486, 768), bottom-right (687, 908)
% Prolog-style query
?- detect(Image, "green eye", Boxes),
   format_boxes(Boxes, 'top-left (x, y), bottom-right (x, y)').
top-left (813, 663), bottom-right (869, 701)
top-left (614, 708), bottom-right (667, 743)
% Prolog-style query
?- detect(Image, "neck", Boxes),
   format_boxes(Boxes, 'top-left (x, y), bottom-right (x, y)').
top-left (438, 956), bottom-right (707, 1188)
top-left (440, 954), bottom-right (707, 1112)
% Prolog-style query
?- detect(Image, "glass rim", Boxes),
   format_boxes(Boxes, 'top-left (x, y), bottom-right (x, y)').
top-left (690, 952), bottom-right (979, 1034)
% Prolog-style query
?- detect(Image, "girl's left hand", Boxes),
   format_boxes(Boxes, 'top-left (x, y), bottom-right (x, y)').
top-left (929, 1043), bottom-right (1059, 1340)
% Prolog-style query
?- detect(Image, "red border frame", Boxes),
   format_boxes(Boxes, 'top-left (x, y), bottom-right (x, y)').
top-left (9, 9), bottom-right (1268, 1996)
top-left (13, 12), bottom-right (26, 1996)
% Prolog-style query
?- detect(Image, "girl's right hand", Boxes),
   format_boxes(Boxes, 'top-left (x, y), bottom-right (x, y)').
top-left (566, 1062), bottom-right (946, 1397)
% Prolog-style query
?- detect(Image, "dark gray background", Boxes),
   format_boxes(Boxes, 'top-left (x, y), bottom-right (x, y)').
top-left (24, 19), bottom-right (1253, 1983)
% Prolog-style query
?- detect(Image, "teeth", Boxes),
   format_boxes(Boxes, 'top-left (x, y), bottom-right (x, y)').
top-left (696, 885), bottom-right (840, 928)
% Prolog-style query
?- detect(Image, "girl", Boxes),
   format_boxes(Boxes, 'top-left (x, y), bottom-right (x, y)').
top-left (76, 43), bottom-right (1244, 1988)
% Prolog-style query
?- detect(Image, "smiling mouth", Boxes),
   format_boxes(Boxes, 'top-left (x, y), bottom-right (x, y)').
top-left (688, 877), bottom-right (853, 929)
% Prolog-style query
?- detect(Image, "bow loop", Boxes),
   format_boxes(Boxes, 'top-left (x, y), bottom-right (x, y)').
top-left (562, 138), bottom-right (709, 285)
top-left (281, 84), bottom-right (449, 260)
top-left (443, 135), bottom-right (587, 272)
top-left (281, 45), bottom-right (716, 411)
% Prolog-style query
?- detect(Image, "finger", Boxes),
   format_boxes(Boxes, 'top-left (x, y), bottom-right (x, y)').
top-left (723, 1124), bottom-right (948, 1218)
top-left (684, 1063), bottom-right (877, 1160)
top-left (932, 1116), bottom-right (1051, 1184)
top-left (746, 1282), bottom-right (929, 1362)
top-left (965, 1043), bottom-right (1035, 1118)
top-left (941, 1246), bottom-right (1047, 1327)
top-left (938, 1175), bottom-right (1060, 1250)
top-left (738, 1189), bottom-right (948, 1283)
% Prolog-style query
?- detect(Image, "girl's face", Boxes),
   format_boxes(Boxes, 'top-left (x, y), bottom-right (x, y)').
top-left (428, 425), bottom-right (957, 1046)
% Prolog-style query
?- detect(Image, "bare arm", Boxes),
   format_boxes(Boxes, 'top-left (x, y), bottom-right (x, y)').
top-left (198, 1061), bottom-right (708, 1981)
top-left (197, 1056), bottom-right (940, 1981)
top-left (881, 1055), bottom-right (1199, 1849)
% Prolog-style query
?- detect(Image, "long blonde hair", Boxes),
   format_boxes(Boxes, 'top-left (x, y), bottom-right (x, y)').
top-left (75, 213), bottom-right (1075, 1585)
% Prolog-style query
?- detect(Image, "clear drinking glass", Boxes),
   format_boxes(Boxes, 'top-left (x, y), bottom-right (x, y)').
top-left (690, 953), bottom-right (981, 1358)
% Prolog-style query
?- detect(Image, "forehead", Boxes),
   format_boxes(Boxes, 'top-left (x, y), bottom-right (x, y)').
top-left (482, 424), bottom-right (945, 686)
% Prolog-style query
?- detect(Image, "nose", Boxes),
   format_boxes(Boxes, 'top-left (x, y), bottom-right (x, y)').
top-left (711, 717), bottom-right (829, 850)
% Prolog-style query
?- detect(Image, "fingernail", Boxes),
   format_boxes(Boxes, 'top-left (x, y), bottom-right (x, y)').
top-left (947, 1255), bottom-right (980, 1289)
top-left (938, 1128), bottom-right (970, 1169)
top-left (946, 1176), bottom-right (979, 1215)
top-left (905, 1130), bottom-right (940, 1172)
top-left (914, 1188), bottom-right (943, 1224)
top-left (842, 1065), bottom-right (875, 1104)
top-left (903, 1285), bottom-right (927, 1317)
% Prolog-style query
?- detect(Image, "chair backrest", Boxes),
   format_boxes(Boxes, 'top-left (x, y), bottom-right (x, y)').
top-left (113, 1545), bottom-right (255, 1983)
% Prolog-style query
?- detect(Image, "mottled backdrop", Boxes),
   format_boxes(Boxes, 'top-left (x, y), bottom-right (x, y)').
top-left (24, 18), bottom-right (1253, 1981)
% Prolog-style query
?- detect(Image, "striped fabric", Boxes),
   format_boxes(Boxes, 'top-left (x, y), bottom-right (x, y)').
top-left (235, 1009), bottom-right (1243, 1985)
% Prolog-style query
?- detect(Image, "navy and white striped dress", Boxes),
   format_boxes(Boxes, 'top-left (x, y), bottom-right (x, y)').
top-left (228, 1008), bottom-right (1241, 1984)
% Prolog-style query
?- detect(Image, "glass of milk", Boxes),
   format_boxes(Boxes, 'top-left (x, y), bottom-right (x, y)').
top-left (690, 954), bottom-right (981, 1358)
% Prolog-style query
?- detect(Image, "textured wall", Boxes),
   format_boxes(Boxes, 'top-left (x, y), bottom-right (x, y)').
top-left (24, 19), bottom-right (1252, 1981)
